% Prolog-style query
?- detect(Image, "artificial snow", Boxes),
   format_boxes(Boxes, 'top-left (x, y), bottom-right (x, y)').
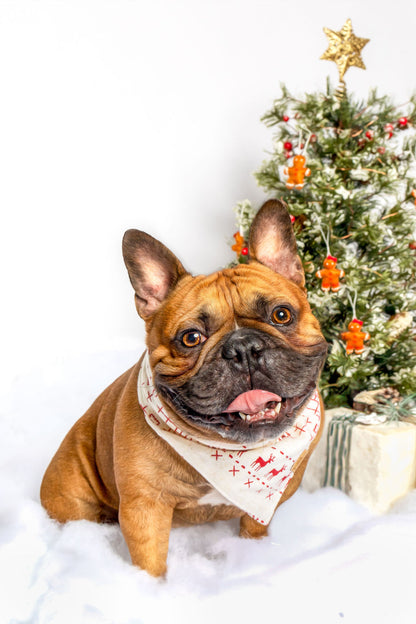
top-left (2, 348), bottom-right (416, 624)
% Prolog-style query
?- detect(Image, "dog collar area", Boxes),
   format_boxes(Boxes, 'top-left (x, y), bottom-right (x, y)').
top-left (137, 352), bottom-right (321, 525)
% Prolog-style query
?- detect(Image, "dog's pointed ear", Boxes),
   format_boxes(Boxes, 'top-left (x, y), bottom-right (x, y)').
top-left (122, 230), bottom-right (189, 319)
top-left (248, 199), bottom-right (305, 287)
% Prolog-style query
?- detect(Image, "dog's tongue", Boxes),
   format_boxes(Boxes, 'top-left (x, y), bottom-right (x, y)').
top-left (224, 390), bottom-right (282, 414)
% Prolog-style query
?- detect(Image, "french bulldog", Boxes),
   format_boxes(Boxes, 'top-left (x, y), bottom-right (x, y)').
top-left (40, 199), bottom-right (327, 577)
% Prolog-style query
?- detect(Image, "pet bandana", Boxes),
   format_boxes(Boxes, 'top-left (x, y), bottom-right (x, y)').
top-left (137, 351), bottom-right (321, 525)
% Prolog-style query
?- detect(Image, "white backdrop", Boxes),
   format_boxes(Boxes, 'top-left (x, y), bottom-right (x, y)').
top-left (1, 0), bottom-right (415, 390)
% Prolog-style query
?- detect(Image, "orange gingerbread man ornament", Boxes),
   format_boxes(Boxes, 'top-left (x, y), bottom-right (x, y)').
top-left (316, 255), bottom-right (345, 292)
top-left (232, 232), bottom-right (245, 255)
top-left (341, 319), bottom-right (370, 355)
top-left (284, 154), bottom-right (311, 190)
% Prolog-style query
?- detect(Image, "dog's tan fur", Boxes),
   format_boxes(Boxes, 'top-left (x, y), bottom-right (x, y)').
top-left (41, 200), bottom-right (326, 577)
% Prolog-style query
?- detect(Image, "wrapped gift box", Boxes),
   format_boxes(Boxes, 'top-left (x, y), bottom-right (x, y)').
top-left (302, 406), bottom-right (416, 514)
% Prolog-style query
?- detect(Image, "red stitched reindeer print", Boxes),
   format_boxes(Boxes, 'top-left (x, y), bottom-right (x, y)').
top-left (267, 465), bottom-right (287, 480)
top-left (251, 454), bottom-right (275, 471)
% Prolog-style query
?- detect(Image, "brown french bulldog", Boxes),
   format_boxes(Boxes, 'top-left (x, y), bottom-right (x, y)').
top-left (40, 199), bottom-right (327, 577)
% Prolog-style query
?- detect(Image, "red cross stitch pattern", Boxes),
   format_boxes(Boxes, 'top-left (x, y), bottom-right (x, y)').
top-left (164, 415), bottom-right (175, 428)
top-left (294, 423), bottom-right (306, 435)
top-left (211, 450), bottom-right (223, 460)
top-left (228, 454), bottom-right (279, 497)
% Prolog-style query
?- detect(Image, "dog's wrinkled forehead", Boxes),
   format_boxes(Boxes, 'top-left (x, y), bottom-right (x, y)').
top-left (164, 265), bottom-right (303, 330)
top-left (147, 262), bottom-right (320, 358)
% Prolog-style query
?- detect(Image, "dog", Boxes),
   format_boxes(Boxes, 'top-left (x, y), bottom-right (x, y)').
top-left (40, 199), bottom-right (327, 577)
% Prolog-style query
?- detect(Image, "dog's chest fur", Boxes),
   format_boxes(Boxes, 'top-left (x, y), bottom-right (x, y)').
top-left (172, 486), bottom-right (243, 527)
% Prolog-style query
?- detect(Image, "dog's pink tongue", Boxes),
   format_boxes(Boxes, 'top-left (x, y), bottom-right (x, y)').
top-left (225, 390), bottom-right (282, 414)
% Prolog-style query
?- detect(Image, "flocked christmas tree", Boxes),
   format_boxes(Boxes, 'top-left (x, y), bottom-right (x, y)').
top-left (230, 20), bottom-right (416, 407)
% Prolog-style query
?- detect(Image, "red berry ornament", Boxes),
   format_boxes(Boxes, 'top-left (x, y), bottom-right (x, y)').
top-left (241, 247), bottom-right (248, 256)
top-left (398, 117), bottom-right (408, 127)
top-left (384, 123), bottom-right (394, 139)
top-left (283, 141), bottom-right (293, 151)
top-left (378, 147), bottom-right (386, 154)
top-left (365, 130), bottom-right (374, 140)
top-left (283, 115), bottom-right (290, 122)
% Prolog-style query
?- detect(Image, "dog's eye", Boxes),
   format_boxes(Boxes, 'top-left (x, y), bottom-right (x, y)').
top-left (271, 306), bottom-right (292, 326)
top-left (181, 330), bottom-right (206, 348)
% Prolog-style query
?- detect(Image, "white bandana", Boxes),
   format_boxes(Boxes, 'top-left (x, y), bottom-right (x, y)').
top-left (138, 352), bottom-right (321, 525)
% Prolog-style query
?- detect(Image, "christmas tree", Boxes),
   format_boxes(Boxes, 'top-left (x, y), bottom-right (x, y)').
top-left (230, 21), bottom-right (416, 407)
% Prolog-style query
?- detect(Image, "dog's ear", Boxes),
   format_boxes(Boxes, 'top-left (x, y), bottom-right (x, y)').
top-left (248, 199), bottom-right (305, 287)
top-left (122, 230), bottom-right (189, 318)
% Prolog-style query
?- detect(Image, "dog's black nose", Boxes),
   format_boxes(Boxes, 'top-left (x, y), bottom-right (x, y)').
top-left (222, 329), bottom-right (266, 372)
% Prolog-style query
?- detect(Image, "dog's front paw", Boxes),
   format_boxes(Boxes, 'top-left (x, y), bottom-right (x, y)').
top-left (239, 514), bottom-right (268, 539)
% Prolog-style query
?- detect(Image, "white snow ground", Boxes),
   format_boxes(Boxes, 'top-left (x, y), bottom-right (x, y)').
top-left (2, 348), bottom-right (416, 624)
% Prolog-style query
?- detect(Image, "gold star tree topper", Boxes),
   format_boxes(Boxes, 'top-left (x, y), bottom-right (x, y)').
top-left (321, 19), bottom-right (370, 83)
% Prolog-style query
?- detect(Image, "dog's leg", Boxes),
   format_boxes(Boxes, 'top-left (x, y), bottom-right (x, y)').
top-left (239, 514), bottom-right (268, 539)
top-left (41, 468), bottom-right (118, 524)
top-left (119, 497), bottom-right (174, 577)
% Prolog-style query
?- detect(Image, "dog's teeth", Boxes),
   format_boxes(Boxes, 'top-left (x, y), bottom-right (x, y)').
top-left (265, 403), bottom-right (281, 418)
top-left (238, 403), bottom-right (281, 423)
top-left (239, 412), bottom-right (253, 422)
